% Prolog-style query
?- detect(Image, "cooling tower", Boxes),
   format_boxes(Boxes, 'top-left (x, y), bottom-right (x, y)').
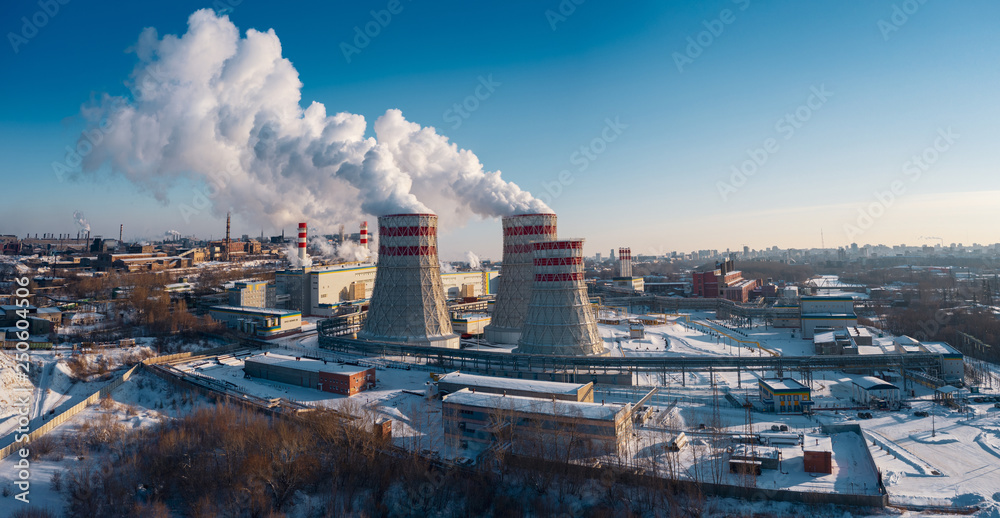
top-left (516, 239), bottom-right (604, 356)
top-left (483, 213), bottom-right (558, 344)
top-left (358, 213), bottom-right (459, 349)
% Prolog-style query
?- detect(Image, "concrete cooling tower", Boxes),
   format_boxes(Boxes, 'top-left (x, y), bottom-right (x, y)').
top-left (516, 239), bottom-right (604, 356)
top-left (358, 213), bottom-right (459, 349)
top-left (483, 213), bottom-right (558, 344)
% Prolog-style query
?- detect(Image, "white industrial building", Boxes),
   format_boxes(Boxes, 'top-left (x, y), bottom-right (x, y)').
top-left (228, 280), bottom-right (274, 308)
top-left (851, 376), bottom-right (901, 409)
top-left (800, 296), bottom-right (858, 339)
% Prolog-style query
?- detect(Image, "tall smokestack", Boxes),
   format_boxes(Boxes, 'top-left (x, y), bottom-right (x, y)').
top-left (484, 213), bottom-right (557, 344)
top-left (225, 212), bottom-right (232, 262)
top-left (358, 213), bottom-right (458, 348)
top-left (618, 247), bottom-right (632, 277)
top-left (360, 221), bottom-right (368, 250)
top-left (119, 224), bottom-right (123, 243)
top-left (297, 222), bottom-right (308, 267)
top-left (516, 239), bottom-right (603, 356)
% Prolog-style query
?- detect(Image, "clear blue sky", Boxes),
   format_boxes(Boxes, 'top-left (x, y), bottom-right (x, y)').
top-left (1, 0), bottom-right (998, 260)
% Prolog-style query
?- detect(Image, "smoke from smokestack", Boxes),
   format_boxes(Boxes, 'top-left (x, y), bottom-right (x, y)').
top-left (71, 10), bottom-right (550, 233)
top-left (465, 251), bottom-right (481, 269)
top-left (73, 211), bottom-right (91, 233)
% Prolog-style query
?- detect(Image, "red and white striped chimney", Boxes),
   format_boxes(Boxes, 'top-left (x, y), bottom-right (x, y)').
top-left (297, 222), bottom-right (307, 266)
top-left (360, 221), bottom-right (368, 248)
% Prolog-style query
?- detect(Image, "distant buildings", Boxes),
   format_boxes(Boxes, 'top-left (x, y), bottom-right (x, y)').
top-left (228, 280), bottom-right (274, 308)
top-left (691, 259), bottom-right (761, 302)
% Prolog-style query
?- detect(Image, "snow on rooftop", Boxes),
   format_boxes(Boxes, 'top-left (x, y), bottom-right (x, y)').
top-left (245, 353), bottom-right (371, 375)
top-left (442, 388), bottom-right (626, 421)
top-left (853, 376), bottom-right (899, 391)
top-left (209, 305), bottom-right (300, 316)
top-left (438, 371), bottom-right (587, 394)
top-left (759, 378), bottom-right (809, 391)
top-left (803, 434), bottom-right (833, 453)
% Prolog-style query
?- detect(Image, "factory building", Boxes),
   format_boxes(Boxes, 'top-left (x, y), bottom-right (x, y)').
top-left (208, 306), bottom-right (302, 338)
top-left (759, 378), bottom-right (812, 414)
top-left (228, 280), bottom-right (274, 308)
top-left (851, 376), bottom-right (901, 410)
top-left (243, 353), bottom-right (375, 396)
top-left (442, 388), bottom-right (631, 456)
top-left (485, 213), bottom-right (558, 344)
top-left (800, 296), bottom-right (857, 339)
top-left (450, 313), bottom-right (490, 337)
top-left (516, 239), bottom-right (604, 356)
top-left (436, 371), bottom-right (594, 402)
top-left (894, 338), bottom-right (964, 384)
top-left (691, 259), bottom-right (758, 301)
top-left (610, 247), bottom-right (645, 294)
top-left (276, 263), bottom-right (496, 317)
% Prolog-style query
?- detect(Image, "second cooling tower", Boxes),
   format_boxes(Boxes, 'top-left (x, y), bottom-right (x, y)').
top-left (516, 239), bottom-right (604, 356)
top-left (484, 213), bottom-right (558, 344)
top-left (358, 213), bottom-right (459, 349)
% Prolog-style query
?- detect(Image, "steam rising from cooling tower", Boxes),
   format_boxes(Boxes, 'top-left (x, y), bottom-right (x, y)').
top-left (484, 213), bottom-right (557, 344)
top-left (358, 214), bottom-right (458, 349)
top-left (516, 239), bottom-right (603, 356)
top-left (70, 9), bottom-right (549, 234)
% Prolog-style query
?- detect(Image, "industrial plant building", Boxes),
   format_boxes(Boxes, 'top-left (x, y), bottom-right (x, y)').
top-left (691, 259), bottom-right (760, 302)
top-left (243, 353), bottom-right (376, 396)
top-left (228, 280), bottom-right (274, 308)
top-left (759, 378), bottom-right (812, 414)
top-left (802, 434), bottom-right (833, 474)
top-left (437, 371), bottom-right (595, 402)
top-left (851, 376), bottom-right (901, 409)
top-left (800, 296), bottom-right (858, 339)
top-left (442, 388), bottom-right (631, 456)
top-left (894, 338), bottom-right (964, 384)
top-left (208, 306), bottom-right (302, 337)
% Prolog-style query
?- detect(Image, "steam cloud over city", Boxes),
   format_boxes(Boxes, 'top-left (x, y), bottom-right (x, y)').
top-left (73, 9), bottom-right (550, 233)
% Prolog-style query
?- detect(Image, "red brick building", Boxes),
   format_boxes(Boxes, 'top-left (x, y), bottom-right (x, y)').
top-left (692, 259), bottom-right (760, 301)
top-left (243, 353), bottom-right (376, 396)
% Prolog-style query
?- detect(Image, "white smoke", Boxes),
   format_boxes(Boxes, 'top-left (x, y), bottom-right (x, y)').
top-left (164, 230), bottom-right (181, 240)
top-left (284, 242), bottom-right (311, 268)
top-left (73, 211), bottom-right (91, 233)
top-left (309, 236), bottom-right (337, 259)
top-left (336, 240), bottom-right (372, 262)
top-left (440, 261), bottom-right (456, 273)
top-left (73, 10), bottom-right (551, 234)
top-left (465, 251), bottom-right (481, 269)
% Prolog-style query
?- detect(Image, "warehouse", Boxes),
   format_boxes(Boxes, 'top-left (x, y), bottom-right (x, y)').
top-left (442, 388), bottom-right (631, 457)
top-left (208, 306), bottom-right (301, 337)
top-left (450, 313), bottom-right (491, 337)
top-left (851, 376), bottom-right (901, 409)
top-left (243, 353), bottom-right (375, 396)
top-left (437, 371), bottom-right (594, 402)
top-left (800, 296), bottom-right (858, 339)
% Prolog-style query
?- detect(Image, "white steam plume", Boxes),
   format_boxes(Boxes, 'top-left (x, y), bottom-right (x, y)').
top-left (465, 251), bottom-right (481, 269)
top-left (73, 211), bottom-right (91, 233)
top-left (283, 242), bottom-right (311, 268)
top-left (72, 10), bottom-right (550, 233)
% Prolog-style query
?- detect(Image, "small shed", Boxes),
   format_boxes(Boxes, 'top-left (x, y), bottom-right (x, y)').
top-left (802, 434), bottom-right (832, 474)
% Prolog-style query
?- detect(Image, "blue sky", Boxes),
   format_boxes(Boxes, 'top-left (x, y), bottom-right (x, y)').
top-left (1, 0), bottom-right (998, 260)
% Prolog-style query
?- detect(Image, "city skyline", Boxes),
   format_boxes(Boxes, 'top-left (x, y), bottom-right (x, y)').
top-left (2, 1), bottom-right (998, 260)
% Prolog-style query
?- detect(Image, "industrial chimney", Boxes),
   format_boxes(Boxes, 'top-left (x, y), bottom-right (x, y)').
top-left (484, 213), bottom-right (557, 344)
top-left (297, 222), bottom-right (308, 267)
top-left (358, 213), bottom-right (458, 348)
top-left (360, 221), bottom-right (368, 250)
top-left (516, 239), bottom-right (604, 356)
top-left (618, 247), bottom-right (632, 277)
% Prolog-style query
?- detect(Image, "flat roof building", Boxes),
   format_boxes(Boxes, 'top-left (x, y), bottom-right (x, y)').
top-left (442, 388), bottom-right (631, 457)
top-left (851, 376), bottom-right (901, 410)
top-left (437, 371), bottom-right (594, 402)
top-left (208, 306), bottom-right (301, 338)
top-left (243, 353), bottom-right (375, 396)
top-left (759, 378), bottom-right (812, 414)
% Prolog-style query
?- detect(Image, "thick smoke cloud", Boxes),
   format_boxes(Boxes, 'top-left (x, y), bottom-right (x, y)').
top-left (73, 211), bottom-right (91, 233)
top-left (74, 10), bottom-right (550, 234)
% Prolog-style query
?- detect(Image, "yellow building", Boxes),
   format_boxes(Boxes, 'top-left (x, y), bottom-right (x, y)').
top-left (759, 378), bottom-right (812, 414)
